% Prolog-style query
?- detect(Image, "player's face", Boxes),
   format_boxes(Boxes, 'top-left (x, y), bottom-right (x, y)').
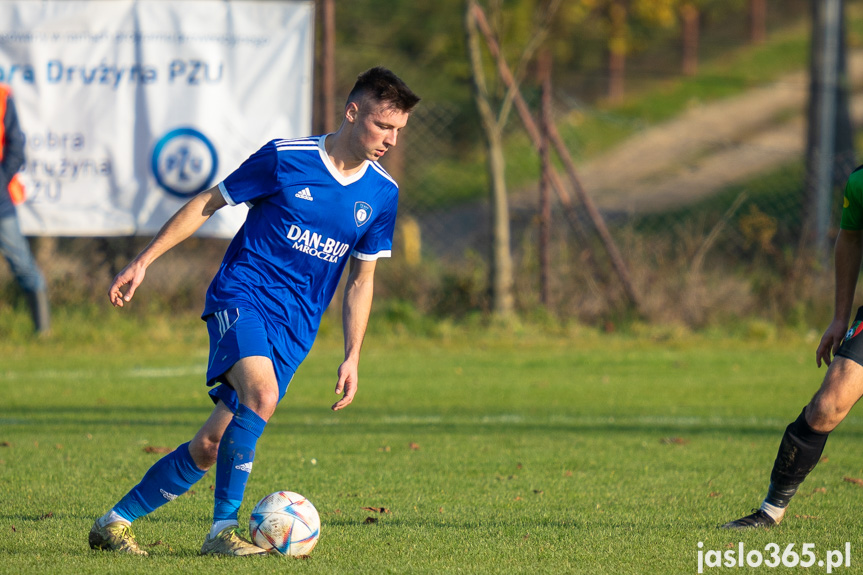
top-left (349, 101), bottom-right (409, 162)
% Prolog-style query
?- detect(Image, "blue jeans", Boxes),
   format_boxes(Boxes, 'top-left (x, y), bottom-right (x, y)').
top-left (0, 214), bottom-right (45, 293)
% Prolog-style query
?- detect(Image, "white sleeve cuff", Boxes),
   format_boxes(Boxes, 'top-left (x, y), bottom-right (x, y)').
top-left (351, 249), bottom-right (392, 261)
top-left (218, 181), bottom-right (237, 206)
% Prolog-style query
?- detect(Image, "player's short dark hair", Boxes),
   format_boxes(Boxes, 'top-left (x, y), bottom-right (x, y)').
top-left (347, 67), bottom-right (420, 114)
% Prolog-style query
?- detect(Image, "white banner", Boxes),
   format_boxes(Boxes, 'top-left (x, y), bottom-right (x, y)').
top-left (0, 0), bottom-right (314, 237)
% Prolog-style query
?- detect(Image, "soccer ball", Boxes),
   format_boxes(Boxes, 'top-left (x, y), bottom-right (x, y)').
top-left (249, 491), bottom-right (320, 556)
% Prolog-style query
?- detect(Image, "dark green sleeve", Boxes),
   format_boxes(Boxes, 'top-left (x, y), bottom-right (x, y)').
top-left (840, 172), bottom-right (863, 230)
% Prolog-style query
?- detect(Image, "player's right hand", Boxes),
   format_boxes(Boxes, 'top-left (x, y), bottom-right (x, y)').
top-left (816, 319), bottom-right (849, 368)
top-left (108, 262), bottom-right (146, 307)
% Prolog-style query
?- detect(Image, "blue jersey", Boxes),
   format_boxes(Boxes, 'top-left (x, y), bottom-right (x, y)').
top-left (203, 135), bottom-right (399, 371)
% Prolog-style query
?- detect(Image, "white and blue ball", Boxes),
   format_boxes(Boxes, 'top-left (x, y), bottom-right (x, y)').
top-left (249, 491), bottom-right (320, 556)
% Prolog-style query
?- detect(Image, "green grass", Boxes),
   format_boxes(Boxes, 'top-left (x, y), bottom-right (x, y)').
top-left (3, 314), bottom-right (863, 573)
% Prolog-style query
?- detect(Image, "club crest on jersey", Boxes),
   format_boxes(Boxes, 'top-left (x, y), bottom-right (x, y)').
top-left (354, 201), bottom-right (372, 227)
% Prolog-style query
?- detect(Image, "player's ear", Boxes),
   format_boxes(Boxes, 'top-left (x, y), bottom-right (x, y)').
top-left (345, 102), bottom-right (359, 123)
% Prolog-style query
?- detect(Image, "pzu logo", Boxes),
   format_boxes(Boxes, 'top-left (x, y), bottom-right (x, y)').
top-left (151, 127), bottom-right (218, 198)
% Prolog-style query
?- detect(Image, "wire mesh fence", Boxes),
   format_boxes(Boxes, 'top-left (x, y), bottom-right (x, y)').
top-left (0, 0), bottom-right (855, 329)
top-left (370, 81), bottom-right (858, 326)
top-left (0, 77), bottom-right (855, 327)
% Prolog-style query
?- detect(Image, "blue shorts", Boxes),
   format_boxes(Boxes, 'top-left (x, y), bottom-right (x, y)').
top-left (205, 308), bottom-right (295, 413)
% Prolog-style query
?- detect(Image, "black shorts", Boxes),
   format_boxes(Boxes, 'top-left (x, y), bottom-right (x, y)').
top-left (836, 306), bottom-right (863, 366)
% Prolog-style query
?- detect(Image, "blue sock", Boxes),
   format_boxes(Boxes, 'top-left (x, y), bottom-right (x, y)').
top-left (213, 404), bottom-right (266, 523)
top-left (112, 442), bottom-right (207, 523)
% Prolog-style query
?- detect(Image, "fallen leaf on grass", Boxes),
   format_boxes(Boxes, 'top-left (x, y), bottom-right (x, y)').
top-left (0, 442), bottom-right (11, 447)
top-left (438, 507), bottom-right (444, 513)
top-left (147, 540), bottom-right (174, 551)
top-left (54, 444), bottom-right (63, 450)
top-left (794, 514), bottom-right (819, 520)
top-left (821, 456), bottom-right (829, 463)
top-left (143, 446), bottom-right (173, 454)
top-left (533, 490), bottom-right (544, 495)
top-left (725, 543), bottom-right (735, 549)
top-left (516, 463), bottom-right (523, 469)
top-left (661, 437), bottom-right (689, 445)
top-left (37, 512), bottom-right (53, 520)
top-left (294, 554), bottom-right (311, 560)
top-left (843, 477), bottom-right (863, 487)
top-left (361, 507), bottom-right (391, 514)
top-left (708, 492), bottom-right (722, 498)
top-left (522, 533), bottom-right (530, 540)
top-left (514, 496), bottom-right (522, 501)
top-left (11, 526), bottom-right (16, 532)
top-left (363, 517), bottom-right (378, 524)
top-left (563, 470), bottom-right (573, 477)
top-left (378, 446), bottom-right (391, 452)
top-left (408, 442), bottom-right (420, 451)
top-left (804, 487), bottom-right (827, 497)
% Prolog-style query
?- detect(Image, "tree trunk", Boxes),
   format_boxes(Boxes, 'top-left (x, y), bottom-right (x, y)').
top-left (321, 0), bottom-right (336, 134)
top-left (487, 128), bottom-right (514, 317)
top-left (465, 1), bottom-right (514, 317)
top-left (607, 1), bottom-right (626, 103)
top-left (538, 49), bottom-right (552, 308)
top-left (314, 0), bottom-right (336, 134)
top-left (748, 0), bottom-right (767, 44)
top-left (680, 3), bottom-right (699, 76)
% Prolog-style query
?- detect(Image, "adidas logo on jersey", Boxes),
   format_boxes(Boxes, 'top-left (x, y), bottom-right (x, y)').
top-left (295, 187), bottom-right (313, 201)
top-left (235, 462), bottom-right (253, 473)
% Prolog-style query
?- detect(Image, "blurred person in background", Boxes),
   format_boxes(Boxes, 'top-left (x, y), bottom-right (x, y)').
top-left (0, 83), bottom-right (49, 335)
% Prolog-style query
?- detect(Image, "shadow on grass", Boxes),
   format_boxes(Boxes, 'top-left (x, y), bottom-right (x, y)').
top-left (6, 405), bottom-right (862, 440)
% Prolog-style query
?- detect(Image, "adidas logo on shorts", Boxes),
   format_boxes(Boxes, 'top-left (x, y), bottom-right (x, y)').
top-left (295, 187), bottom-right (313, 201)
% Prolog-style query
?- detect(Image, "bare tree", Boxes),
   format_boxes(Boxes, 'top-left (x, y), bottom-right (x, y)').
top-left (464, 0), bottom-right (560, 317)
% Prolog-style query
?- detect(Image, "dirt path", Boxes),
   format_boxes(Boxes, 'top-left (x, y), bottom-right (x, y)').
top-left (420, 52), bottom-right (863, 258)
top-left (578, 51), bottom-right (863, 213)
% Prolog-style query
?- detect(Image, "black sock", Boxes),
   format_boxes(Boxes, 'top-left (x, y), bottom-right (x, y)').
top-left (764, 408), bottom-right (830, 508)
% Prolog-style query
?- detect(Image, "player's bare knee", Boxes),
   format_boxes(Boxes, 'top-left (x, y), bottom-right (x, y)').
top-left (244, 393), bottom-right (278, 421)
top-left (806, 396), bottom-right (845, 432)
top-left (189, 435), bottom-right (220, 469)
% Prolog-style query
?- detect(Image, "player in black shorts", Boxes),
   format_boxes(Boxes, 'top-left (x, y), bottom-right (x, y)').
top-left (722, 165), bottom-right (863, 528)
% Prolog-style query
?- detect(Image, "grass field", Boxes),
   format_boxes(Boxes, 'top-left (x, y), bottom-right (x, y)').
top-left (3, 314), bottom-right (863, 574)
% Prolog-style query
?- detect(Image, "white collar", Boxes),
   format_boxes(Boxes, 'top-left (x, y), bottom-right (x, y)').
top-left (317, 135), bottom-right (369, 186)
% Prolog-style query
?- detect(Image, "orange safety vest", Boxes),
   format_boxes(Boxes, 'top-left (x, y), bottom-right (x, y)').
top-left (0, 84), bottom-right (25, 205)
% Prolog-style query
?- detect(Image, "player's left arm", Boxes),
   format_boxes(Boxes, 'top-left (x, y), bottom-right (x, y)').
top-left (332, 256), bottom-right (377, 411)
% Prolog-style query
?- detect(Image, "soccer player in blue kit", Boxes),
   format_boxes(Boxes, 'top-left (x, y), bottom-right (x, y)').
top-left (89, 67), bottom-right (420, 556)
